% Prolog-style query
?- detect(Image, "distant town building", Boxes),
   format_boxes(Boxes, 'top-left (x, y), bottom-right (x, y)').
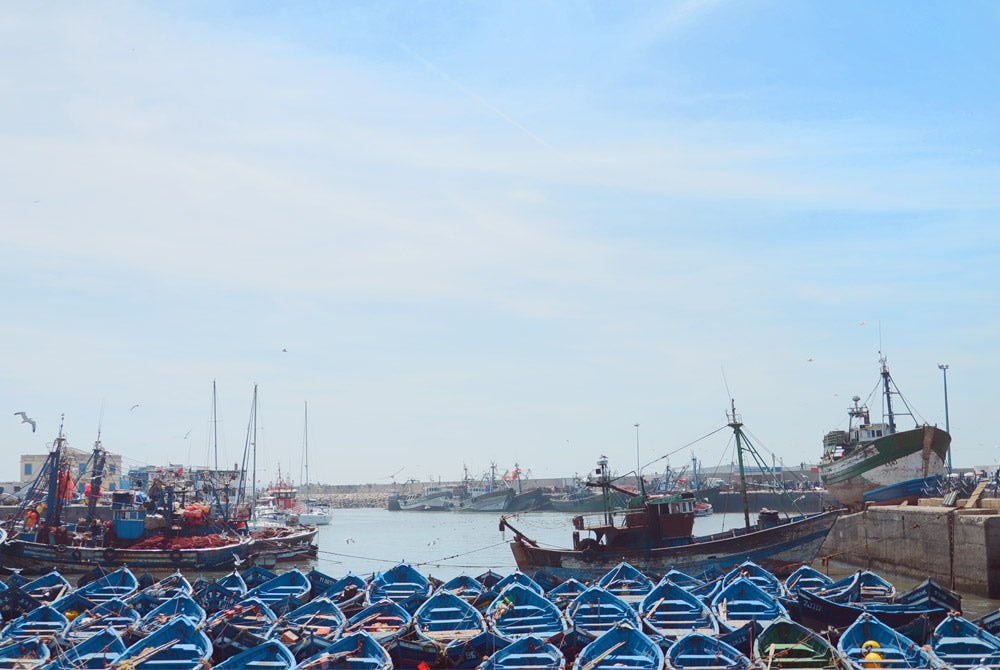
top-left (20, 446), bottom-right (122, 491)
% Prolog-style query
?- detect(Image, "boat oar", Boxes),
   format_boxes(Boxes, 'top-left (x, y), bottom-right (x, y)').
top-left (117, 636), bottom-right (182, 668)
top-left (580, 639), bottom-right (628, 670)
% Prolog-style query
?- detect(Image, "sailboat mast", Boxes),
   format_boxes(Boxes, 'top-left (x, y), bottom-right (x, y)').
top-left (212, 380), bottom-right (218, 471)
top-left (881, 357), bottom-right (897, 434)
top-left (304, 401), bottom-right (309, 502)
top-left (729, 399), bottom-right (751, 532)
top-left (251, 384), bottom-right (258, 509)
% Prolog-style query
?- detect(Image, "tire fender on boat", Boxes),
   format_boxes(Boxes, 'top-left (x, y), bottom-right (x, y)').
top-left (71, 548), bottom-right (82, 561)
top-left (169, 549), bottom-right (183, 565)
top-left (103, 547), bottom-right (117, 561)
top-left (55, 544), bottom-right (67, 554)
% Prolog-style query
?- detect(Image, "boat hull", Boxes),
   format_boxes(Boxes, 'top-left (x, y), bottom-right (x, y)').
top-left (819, 426), bottom-right (950, 508)
top-left (0, 538), bottom-right (249, 573)
top-left (509, 510), bottom-right (840, 581)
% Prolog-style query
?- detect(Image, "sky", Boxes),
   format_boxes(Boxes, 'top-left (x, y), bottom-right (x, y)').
top-left (1, 1), bottom-right (998, 487)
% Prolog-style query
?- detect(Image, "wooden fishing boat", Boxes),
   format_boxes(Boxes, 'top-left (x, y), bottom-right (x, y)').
top-left (212, 639), bottom-right (297, 670)
top-left (480, 634), bottom-right (566, 670)
top-left (245, 567), bottom-right (311, 615)
top-left (720, 619), bottom-right (764, 657)
top-left (837, 612), bottom-right (946, 670)
top-left (440, 574), bottom-right (489, 609)
top-left (546, 579), bottom-right (588, 611)
top-left (195, 580), bottom-right (240, 614)
top-left (47, 626), bottom-right (127, 669)
top-left (51, 591), bottom-right (97, 621)
top-left (532, 570), bottom-right (563, 593)
top-left (784, 566), bottom-right (834, 597)
top-left (596, 561), bottom-right (654, 609)
top-left (134, 593), bottom-right (207, 636)
top-left (266, 596), bottom-right (346, 658)
top-left (343, 599), bottom-right (414, 646)
top-left (477, 570), bottom-right (505, 590)
top-left (640, 578), bottom-right (719, 641)
top-left (0, 571), bottom-right (71, 620)
top-left (897, 579), bottom-right (961, 613)
top-left (931, 614), bottom-right (1000, 670)
top-left (366, 563), bottom-right (434, 615)
top-left (0, 637), bottom-right (50, 670)
top-left (295, 630), bottom-right (393, 670)
top-left (0, 604), bottom-right (69, 644)
top-left (320, 572), bottom-right (368, 616)
top-left (242, 564), bottom-right (278, 588)
top-left (721, 560), bottom-right (787, 599)
top-left (63, 597), bottom-right (140, 644)
top-left (494, 570), bottom-right (545, 596)
top-left (487, 583), bottom-right (569, 642)
top-left (414, 589), bottom-right (487, 650)
top-left (566, 587), bottom-right (639, 642)
top-left (205, 596), bottom-right (279, 659)
top-left (754, 617), bottom-right (849, 670)
top-left (571, 623), bottom-right (663, 670)
top-left (75, 568), bottom-right (139, 604)
top-left (863, 475), bottom-right (943, 506)
top-left (112, 615), bottom-right (212, 670)
top-left (712, 577), bottom-right (789, 630)
top-left (505, 410), bottom-right (840, 580)
top-left (140, 571), bottom-right (193, 601)
top-left (798, 589), bottom-right (949, 634)
top-left (666, 631), bottom-right (751, 670)
top-left (820, 571), bottom-right (896, 603)
top-left (445, 630), bottom-right (512, 668)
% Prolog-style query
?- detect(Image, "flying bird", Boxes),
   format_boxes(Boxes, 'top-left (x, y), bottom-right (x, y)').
top-left (14, 412), bottom-right (36, 432)
top-left (345, 537), bottom-right (355, 544)
top-left (282, 348), bottom-right (288, 353)
top-left (183, 429), bottom-right (193, 440)
top-left (130, 404), bottom-right (140, 411)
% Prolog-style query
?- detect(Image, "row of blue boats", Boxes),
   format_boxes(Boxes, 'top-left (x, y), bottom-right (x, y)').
top-left (0, 558), bottom-right (996, 669)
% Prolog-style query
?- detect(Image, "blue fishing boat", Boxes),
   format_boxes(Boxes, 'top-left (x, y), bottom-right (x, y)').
top-left (753, 617), bottom-right (849, 670)
top-left (666, 631), bottom-right (751, 670)
top-left (366, 563), bottom-right (434, 614)
top-left (135, 593), bottom-right (207, 636)
top-left (306, 567), bottom-right (339, 600)
top-left (978, 608), bottom-right (1000, 637)
top-left (51, 591), bottom-right (96, 619)
top-left (838, 612), bottom-right (945, 670)
top-left (246, 567), bottom-right (311, 615)
top-left (268, 597), bottom-right (346, 658)
top-left (662, 569), bottom-right (707, 593)
top-left (640, 578), bottom-right (718, 642)
top-left (195, 581), bottom-right (240, 614)
top-left (477, 570), bottom-right (505, 590)
top-left (444, 630), bottom-right (512, 668)
top-left (711, 577), bottom-right (788, 630)
top-left (0, 637), bottom-right (50, 670)
top-left (205, 596), bottom-right (279, 659)
top-left (932, 614), bottom-right (1000, 669)
top-left (532, 571), bottom-right (563, 593)
top-left (480, 634), bottom-right (566, 670)
top-left (783, 565), bottom-right (834, 597)
top-left (321, 572), bottom-right (368, 616)
top-left (243, 564), bottom-right (278, 589)
top-left (571, 624), bottom-right (663, 670)
top-left (863, 475), bottom-right (942, 506)
top-left (124, 590), bottom-right (163, 617)
top-left (487, 583), bottom-right (569, 642)
top-left (0, 605), bottom-right (69, 644)
top-left (820, 571), bottom-right (896, 603)
top-left (545, 579), bottom-right (588, 611)
top-left (597, 561), bottom-right (654, 609)
top-left (218, 569), bottom-right (250, 597)
top-left (414, 589), bottom-right (487, 650)
top-left (719, 620), bottom-right (764, 658)
top-left (112, 615), bottom-right (212, 670)
top-left (343, 599), bottom-right (413, 646)
top-left (440, 574), bottom-right (489, 609)
top-left (721, 561), bottom-right (786, 599)
top-left (295, 630), bottom-right (393, 670)
top-left (0, 570), bottom-right (72, 620)
top-left (212, 639), bottom-right (297, 670)
top-left (46, 626), bottom-right (127, 669)
top-left (798, 589), bottom-right (949, 634)
top-left (76, 568), bottom-right (140, 604)
top-left (140, 571), bottom-right (193, 601)
top-left (493, 571), bottom-right (545, 597)
top-left (566, 587), bottom-right (639, 641)
top-left (63, 598), bottom-right (140, 644)
top-left (897, 579), bottom-right (962, 613)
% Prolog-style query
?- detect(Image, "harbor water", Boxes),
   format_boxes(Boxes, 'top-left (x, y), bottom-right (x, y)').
top-left (308, 509), bottom-right (1000, 618)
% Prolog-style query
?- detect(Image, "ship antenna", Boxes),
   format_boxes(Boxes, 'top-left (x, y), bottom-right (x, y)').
top-left (727, 398), bottom-right (751, 532)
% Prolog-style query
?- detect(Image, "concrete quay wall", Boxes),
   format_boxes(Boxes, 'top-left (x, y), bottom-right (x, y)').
top-left (820, 504), bottom-right (1000, 598)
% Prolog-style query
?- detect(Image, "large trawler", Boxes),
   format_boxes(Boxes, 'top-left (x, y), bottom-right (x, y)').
top-left (502, 402), bottom-right (840, 580)
top-left (818, 358), bottom-right (951, 509)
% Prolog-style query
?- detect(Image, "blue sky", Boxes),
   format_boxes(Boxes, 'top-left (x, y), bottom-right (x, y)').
top-left (1, 1), bottom-right (998, 486)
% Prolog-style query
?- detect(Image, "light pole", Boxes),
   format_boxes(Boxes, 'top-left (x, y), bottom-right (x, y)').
top-left (938, 364), bottom-right (951, 474)
top-left (634, 423), bottom-right (642, 494)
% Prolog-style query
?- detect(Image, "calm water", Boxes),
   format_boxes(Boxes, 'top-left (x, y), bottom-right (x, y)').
top-left (309, 509), bottom-right (1000, 618)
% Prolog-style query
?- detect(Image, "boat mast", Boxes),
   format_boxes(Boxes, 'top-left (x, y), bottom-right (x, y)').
top-left (46, 418), bottom-right (66, 527)
top-left (728, 399), bottom-right (751, 532)
top-left (212, 380), bottom-right (218, 472)
top-left (881, 357), bottom-right (897, 434)
top-left (251, 384), bottom-right (258, 515)
top-left (303, 401), bottom-right (309, 504)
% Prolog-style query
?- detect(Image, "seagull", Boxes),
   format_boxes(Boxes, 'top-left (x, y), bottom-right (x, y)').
top-left (232, 555), bottom-right (245, 567)
top-left (14, 412), bottom-right (36, 432)
top-left (282, 348), bottom-right (288, 353)
top-left (807, 358), bottom-right (814, 362)
top-left (183, 429), bottom-right (192, 439)
top-left (345, 537), bottom-right (355, 544)
top-left (130, 404), bottom-right (140, 411)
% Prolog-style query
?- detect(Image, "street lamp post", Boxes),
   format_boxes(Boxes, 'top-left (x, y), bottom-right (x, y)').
top-left (634, 423), bottom-right (642, 494)
top-left (938, 364), bottom-right (951, 474)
